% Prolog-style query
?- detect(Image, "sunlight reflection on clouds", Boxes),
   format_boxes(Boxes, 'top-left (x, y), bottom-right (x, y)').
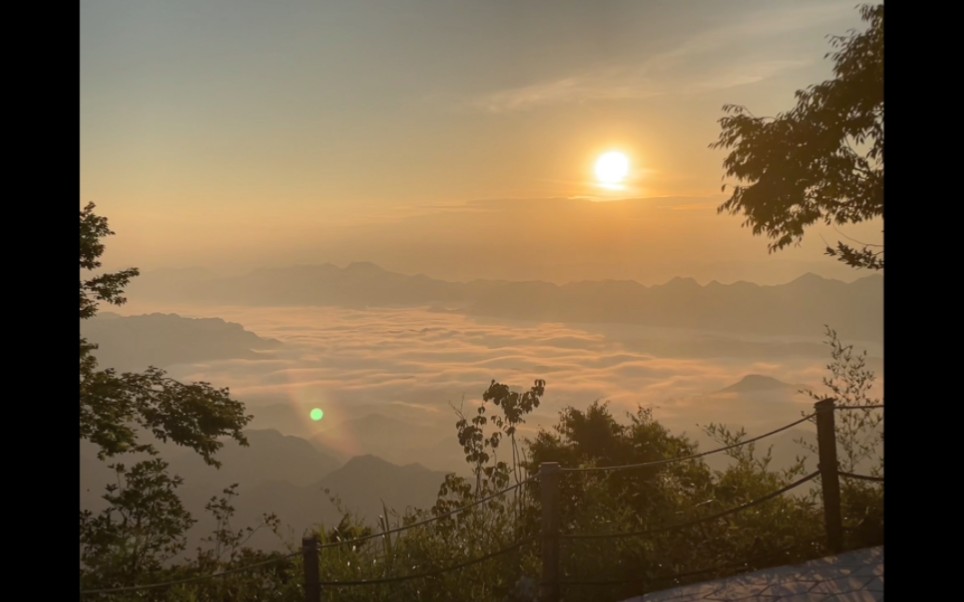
top-left (117, 303), bottom-right (875, 444)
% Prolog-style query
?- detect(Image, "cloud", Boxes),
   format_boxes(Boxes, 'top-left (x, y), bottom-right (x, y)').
top-left (684, 59), bottom-right (811, 93)
top-left (471, 68), bottom-right (663, 113)
top-left (468, 2), bottom-right (847, 113)
top-left (105, 299), bottom-right (882, 473)
top-left (469, 58), bottom-right (811, 113)
top-left (134, 303), bottom-right (854, 430)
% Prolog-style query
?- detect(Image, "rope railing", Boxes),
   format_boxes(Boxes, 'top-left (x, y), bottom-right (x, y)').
top-left (80, 551), bottom-right (300, 596)
top-left (82, 539), bottom-right (532, 596)
top-left (562, 471), bottom-right (820, 541)
top-left (81, 477), bottom-right (535, 596)
top-left (318, 476), bottom-right (535, 551)
top-left (562, 413), bottom-right (816, 474)
top-left (318, 537), bottom-right (534, 586)
top-left (81, 400), bottom-right (883, 600)
top-left (838, 470), bottom-right (884, 483)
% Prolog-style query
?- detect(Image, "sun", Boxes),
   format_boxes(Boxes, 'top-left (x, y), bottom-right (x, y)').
top-left (594, 151), bottom-right (631, 189)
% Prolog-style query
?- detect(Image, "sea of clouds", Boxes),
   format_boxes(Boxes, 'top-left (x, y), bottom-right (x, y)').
top-left (114, 301), bottom-right (882, 473)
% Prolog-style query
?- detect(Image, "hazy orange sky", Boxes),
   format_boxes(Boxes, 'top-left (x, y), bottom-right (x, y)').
top-left (81, 0), bottom-right (882, 285)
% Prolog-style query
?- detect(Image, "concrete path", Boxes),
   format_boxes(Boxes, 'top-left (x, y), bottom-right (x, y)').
top-left (622, 546), bottom-right (883, 601)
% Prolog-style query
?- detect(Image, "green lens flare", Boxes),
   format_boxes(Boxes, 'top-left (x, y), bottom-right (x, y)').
top-left (310, 408), bottom-right (324, 421)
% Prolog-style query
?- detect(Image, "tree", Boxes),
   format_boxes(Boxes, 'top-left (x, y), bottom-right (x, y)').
top-left (527, 402), bottom-right (822, 601)
top-left (800, 326), bottom-right (883, 549)
top-left (80, 203), bottom-right (252, 588)
top-left (297, 380), bottom-right (548, 602)
top-left (712, 4), bottom-right (883, 270)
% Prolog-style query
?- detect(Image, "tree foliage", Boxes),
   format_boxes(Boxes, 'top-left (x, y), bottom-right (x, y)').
top-left (292, 373), bottom-right (880, 601)
top-left (80, 203), bottom-right (251, 465)
top-left (800, 326), bottom-right (883, 548)
top-left (80, 203), bottom-right (254, 590)
top-left (712, 4), bottom-right (883, 270)
top-left (454, 379), bottom-right (544, 495)
top-left (528, 402), bottom-right (823, 601)
top-left (75, 368), bottom-right (880, 599)
top-left (294, 381), bottom-right (549, 602)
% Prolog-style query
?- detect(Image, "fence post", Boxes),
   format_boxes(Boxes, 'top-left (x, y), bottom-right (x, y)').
top-left (815, 398), bottom-right (843, 553)
top-left (302, 534), bottom-right (321, 602)
top-left (540, 462), bottom-right (561, 602)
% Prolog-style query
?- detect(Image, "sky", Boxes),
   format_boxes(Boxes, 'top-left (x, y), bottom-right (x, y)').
top-left (81, 0), bottom-right (882, 285)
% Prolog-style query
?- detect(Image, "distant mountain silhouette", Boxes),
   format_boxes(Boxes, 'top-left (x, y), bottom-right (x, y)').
top-left (317, 454), bottom-right (447, 520)
top-left (720, 374), bottom-right (799, 393)
top-left (82, 428), bottom-right (342, 513)
top-left (130, 264), bottom-right (883, 340)
top-left (188, 453), bottom-right (448, 552)
top-left (82, 312), bottom-right (281, 371)
top-left (82, 430), bottom-right (450, 553)
top-left (309, 413), bottom-right (460, 471)
top-left (247, 402), bottom-right (321, 437)
top-left (167, 428), bottom-right (342, 489)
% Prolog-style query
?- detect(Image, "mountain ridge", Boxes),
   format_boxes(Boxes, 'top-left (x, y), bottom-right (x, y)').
top-left (82, 312), bottom-right (282, 371)
top-left (128, 264), bottom-right (881, 341)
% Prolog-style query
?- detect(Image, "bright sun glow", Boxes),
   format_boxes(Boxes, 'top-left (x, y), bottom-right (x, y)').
top-left (594, 151), bottom-right (631, 188)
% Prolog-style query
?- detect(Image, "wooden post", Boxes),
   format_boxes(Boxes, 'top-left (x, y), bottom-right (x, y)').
top-left (302, 534), bottom-right (321, 602)
top-left (540, 462), bottom-right (561, 602)
top-left (815, 398), bottom-right (843, 553)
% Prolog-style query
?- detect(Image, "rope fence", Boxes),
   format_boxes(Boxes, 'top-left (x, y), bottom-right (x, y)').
top-left (80, 478), bottom-right (533, 598)
top-left (562, 471), bottom-right (820, 541)
top-left (318, 537), bottom-right (533, 586)
top-left (81, 397), bottom-right (882, 601)
top-left (838, 470), bottom-right (884, 483)
top-left (561, 413), bottom-right (815, 474)
top-left (81, 551), bottom-right (300, 596)
top-left (318, 476), bottom-right (534, 551)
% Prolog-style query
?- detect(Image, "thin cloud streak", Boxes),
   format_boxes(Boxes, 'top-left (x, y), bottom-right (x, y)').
top-left (471, 58), bottom-right (811, 113)
top-left (469, 1), bottom-right (845, 113)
